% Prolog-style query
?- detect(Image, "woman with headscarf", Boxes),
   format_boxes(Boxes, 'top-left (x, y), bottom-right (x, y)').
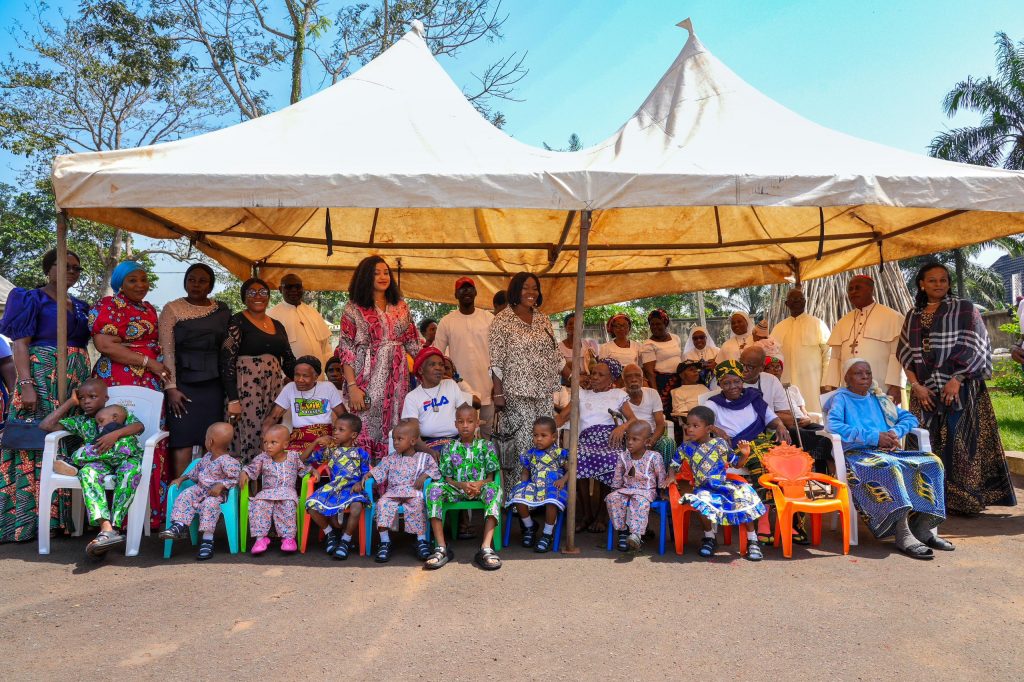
top-left (402, 346), bottom-right (473, 455)
top-left (559, 312), bottom-right (598, 379)
top-left (599, 313), bottom-right (641, 368)
top-left (640, 309), bottom-right (683, 414)
top-left (683, 326), bottom-right (719, 387)
top-left (716, 312), bottom-right (754, 363)
top-left (752, 318), bottom-right (784, 361)
top-left (825, 358), bottom-right (953, 559)
top-left (0, 249), bottom-right (91, 542)
top-left (898, 260), bottom-right (1015, 515)
top-left (337, 256), bottom-right (421, 463)
top-left (263, 354), bottom-right (347, 455)
top-left (221, 277), bottom-right (296, 463)
top-left (158, 263), bottom-right (232, 478)
top-left (89, 260), bottom-right (172, 525)
top-left (705, 360), bottom-right (791, 540)
top-left (556, 358), bottom-right (636, 532)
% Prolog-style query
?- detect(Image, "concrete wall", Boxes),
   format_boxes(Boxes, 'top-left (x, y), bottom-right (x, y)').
top-left (983, 310), bottom-right (1018, 351)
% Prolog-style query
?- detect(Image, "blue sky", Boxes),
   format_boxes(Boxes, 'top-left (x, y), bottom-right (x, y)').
top-left (2, 0), bottom-right (1022, 305)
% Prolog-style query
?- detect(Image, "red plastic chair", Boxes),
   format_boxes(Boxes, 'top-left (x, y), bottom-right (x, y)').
top-left (667, 460), bottom-right (748, 555)
top-left (300, 464), bottom-right (367, 556)
top-left (758, 444), bottom-right (850, 558)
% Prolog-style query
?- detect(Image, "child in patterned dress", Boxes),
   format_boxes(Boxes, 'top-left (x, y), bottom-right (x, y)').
top-left (304, 413), bottom-right (370, 560)
top-left (240, 424), bottom-right (311, 555)
top-left (424, 403), bottom-right (504, 571)
top-left (41, 378), bottom-right (145, 559)
top-left (605, 421), bottom-right (671, 552)
top-left (160, 422), bottom-right (241, 560)
top-left (362, 420), bottom-right (441, 563)
top-left (506, 416), bottom-right (568, 553)
top-left (672, 406), bottom-right (766, 561)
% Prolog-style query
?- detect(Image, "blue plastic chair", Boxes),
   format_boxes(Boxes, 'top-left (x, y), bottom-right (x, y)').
top-left (163, 460), bottom-right (240, 559)
top-left (605, 498), bottom-right (670, 555)
top-left (503, 506), bottom-right (565, 551)
top-left (365, 476), bottom-right (432, 553)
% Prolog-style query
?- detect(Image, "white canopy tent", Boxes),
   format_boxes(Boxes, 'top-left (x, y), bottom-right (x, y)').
top-left (49, 19), bottom-right (1024, 551)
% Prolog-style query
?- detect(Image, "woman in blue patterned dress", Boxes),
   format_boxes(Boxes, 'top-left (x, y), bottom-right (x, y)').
top-left (825, 358), bottom-right (953, 560)
top-left (506, 416), bottom-right (568, 552)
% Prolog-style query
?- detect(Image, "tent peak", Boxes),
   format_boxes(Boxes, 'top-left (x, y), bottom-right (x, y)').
top-left (410, 19), bottom-right (425, 38)
top-left (676, 17), bottom-right (693, 35)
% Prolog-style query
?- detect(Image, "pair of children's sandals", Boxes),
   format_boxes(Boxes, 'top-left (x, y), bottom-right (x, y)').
top-left (520, 526), bottom-right (554, 553)
top-left (698, 536), bottom-right (763, 561)
top-left (423, 545), bottom-right (502, 571)
top-left (615, 531), bottom-right (643, 552)
top-left (370, 538), bottom-right (434, 563)
top-left (325, 533), bottom-right (356, 560)
top-left (159, 522), bottom-right (216, 560)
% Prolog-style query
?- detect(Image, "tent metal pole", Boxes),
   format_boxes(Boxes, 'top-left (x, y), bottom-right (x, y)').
top-left (696, 290), bottom-right (706, 328)
top-left (564, 209), bottom-right (591, 553)
top-left (55, 210), bottom-right (69, 403)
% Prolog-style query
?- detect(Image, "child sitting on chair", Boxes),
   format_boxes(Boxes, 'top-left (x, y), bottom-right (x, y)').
top-left (506, 416), bottom-right (568, 553)
top-left (362, 420), bottom-right (440, 563)
top-left (424, 403), bottom-right (503, 571)
top-left (672, 406), bottom-right (766, 561)
top-left (41, 378), bottom-right (145, 559)
top-left (304, 413), bottom-right (370, 560)
top-left (160, 422), bottom-right (240, 560)
top-left (605, 421), bottom-right (671, 552)
top-left (240, 424), bottom-right (311, 555)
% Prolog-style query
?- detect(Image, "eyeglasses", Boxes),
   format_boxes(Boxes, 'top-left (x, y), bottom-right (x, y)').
top-left (245, 288), bottom-right (270, 298)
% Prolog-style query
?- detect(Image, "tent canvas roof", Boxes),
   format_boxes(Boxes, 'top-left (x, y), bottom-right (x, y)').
top-left (52, 20), bottom-right (1024, 311)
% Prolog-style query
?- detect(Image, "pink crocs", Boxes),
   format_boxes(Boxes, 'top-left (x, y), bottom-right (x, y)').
top-left (251, 537), bottom-right (271, 555)
top-left (280, 538), bottom-right (298, 553)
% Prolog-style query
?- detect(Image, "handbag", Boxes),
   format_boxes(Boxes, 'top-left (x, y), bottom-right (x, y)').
top-left (1, 417), bottom-right (47, 450)
top-left (491, 411), bottom-right (521, 470)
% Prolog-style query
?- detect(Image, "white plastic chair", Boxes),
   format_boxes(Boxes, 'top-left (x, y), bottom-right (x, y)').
top-left (819, 389), bottom-right (932, 547)
top-left (38, 386), bottom-right (168, 557)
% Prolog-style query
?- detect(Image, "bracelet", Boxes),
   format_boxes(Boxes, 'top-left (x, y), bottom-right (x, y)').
top-left (140, 353), bottom-right (149, 369)
top-left (17, 379), bottom-right (33, 387)
top-left (493, 393), bottom-right (504, 398)
top-left (228, 399), bottom-right (240, 406)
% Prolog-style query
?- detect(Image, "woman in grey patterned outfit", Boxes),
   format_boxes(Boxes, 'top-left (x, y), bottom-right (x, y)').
top-left (488, 272), bottom-right (564, 500)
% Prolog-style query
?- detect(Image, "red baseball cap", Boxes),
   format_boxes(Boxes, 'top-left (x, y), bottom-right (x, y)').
top-left (454, 276), bottom-right (475, 292)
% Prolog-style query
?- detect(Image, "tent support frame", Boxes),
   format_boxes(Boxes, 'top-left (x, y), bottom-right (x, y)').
top-left (564, 209), bottom-right (591, 553)
top-left (56, 209), bottom-right (69, 403)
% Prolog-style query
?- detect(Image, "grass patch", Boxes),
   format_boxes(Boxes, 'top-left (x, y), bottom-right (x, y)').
top-left (991, 389), bottom-right (1024, 451)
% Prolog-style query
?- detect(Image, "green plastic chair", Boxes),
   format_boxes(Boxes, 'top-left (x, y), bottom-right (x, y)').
top-left (163, 459), bottom-right (240, 559)
top-left (239, 477), bottom-right (307, 553)
top-left (436, 470), bottom-right (503, 551)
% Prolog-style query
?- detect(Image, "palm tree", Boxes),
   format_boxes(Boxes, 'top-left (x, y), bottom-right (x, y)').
top-left (722, 285), bottom-right (771, 321)
top-left (929, 31), bottom-right (1024, 297)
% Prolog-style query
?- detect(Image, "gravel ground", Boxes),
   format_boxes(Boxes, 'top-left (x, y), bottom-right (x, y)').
top-left (2, 477), bottom-right (1022, 681)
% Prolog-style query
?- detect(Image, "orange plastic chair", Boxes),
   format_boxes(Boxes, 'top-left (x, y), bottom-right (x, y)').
top-left (757, 444), bottom-right (850, 558)
top-left (667, 460), bottom-right (748, 555)
top-left (299, 464), bottom-right (367, 556)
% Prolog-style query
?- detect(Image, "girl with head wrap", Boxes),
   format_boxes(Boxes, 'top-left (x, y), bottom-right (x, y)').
top-left (824, 357), bottom-right (954, 559)
top-left (158, 262), bottom-right (232, 477)
top-left (683, 326), bottom-right (720, 387)
top-left (263, 355), bottom-right (348, 456)
top-left (599, 313), bottom-right (641, 368)
top-left (555, 357), bottom-right (638, 532)
top-left (640, 309), bottom-right (683, 415)
top-left (89, 260), bottom-right (173, 527)
top-left (715, 312), bottom-right (754, 363)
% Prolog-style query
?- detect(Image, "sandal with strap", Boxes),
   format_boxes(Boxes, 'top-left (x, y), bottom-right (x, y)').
top-left (424, 546), bottom-right (453, 570)
top-left (196, 539), bottom-right (215, 561)
top-left (474, 547), bottom-right (502, 571)
top-left (534, 532), bottom-right (554, 553)
top-left (898, 542), bottom-right (934, 560)
top-left (333, 539), bottom-right (351, 560)
top-left (616, 531), bottom-right (629, 552)
top-left (698, 537), bottom-right (717, 558)
top-left (745, 540), bottom-right (763, 562)
top-left (521, 525), bottom-right (537, 548)
top-left (86, 530), bottom-right (124, 558)
top-left (374, 541), bottom-right (393, 563)
top-left (925, 535), bottom-right (955, 552)
top-left (159, 522), bottom-right (188, 541)
top-left (325, 533), bottom-right (341, 556)
top-left (415, 539), bottom-right (433, 560)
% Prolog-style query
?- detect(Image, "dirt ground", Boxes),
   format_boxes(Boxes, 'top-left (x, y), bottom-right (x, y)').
top-left (2, 478), bottom-right (1022, 681)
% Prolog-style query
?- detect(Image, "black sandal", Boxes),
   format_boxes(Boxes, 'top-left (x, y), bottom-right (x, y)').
top-left (159, 522), bottom-right (188, 541)
top-left (374, 541), bottom-right (392, 563)
top-left (746, 540), bottom-right (763, 562)
top-left (534, 532), bottom-right (553, 553)
top-left (698, 537), bottom-right (717, 558)
top-left (325, 533), bottom-right (340, 556)
top-left (424, 546), bottom-right (453, 570)
top-left (616, 531), bottom-right (629, 552)
top-left (898, 543), bottom-right (934, 560)
top-left (415, 539), bottom-right (433, 560)
top-left (196, 539), bottom-right (215, 561)
top-left (333, 539), bottom-right (351, 560)
top-left (474, 547), bottom-right (502, 571)
top-left (925, 535), bottom-right (956, 551)
top-left (521, 525), bottom-right (537, 548)
top-left (87, 530), bottom-right (124, 558)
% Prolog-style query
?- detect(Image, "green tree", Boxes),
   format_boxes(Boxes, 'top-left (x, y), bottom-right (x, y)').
top-left (543, 133), bottom-right (582, 152)
top-left (722, 285), bottom-right (771, 321)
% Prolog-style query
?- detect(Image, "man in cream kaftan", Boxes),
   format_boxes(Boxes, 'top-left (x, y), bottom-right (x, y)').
top-left (770, 288), bottom-right (830, 414)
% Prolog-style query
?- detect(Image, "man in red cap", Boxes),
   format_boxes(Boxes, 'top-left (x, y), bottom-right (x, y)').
top-left (434, 276), bottom-right (495, 437)
top-left (822, 274), bottom-right (906, 403)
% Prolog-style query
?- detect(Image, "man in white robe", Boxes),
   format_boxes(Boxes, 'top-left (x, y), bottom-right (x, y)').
top-left (770, 288), bottom-right (830, 413)
top-left (822, 275), bottom-right (906, 403)
top-left (267, 273), bottom-right (333, 375)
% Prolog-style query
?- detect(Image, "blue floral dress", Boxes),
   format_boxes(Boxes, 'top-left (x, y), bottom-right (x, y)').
top-left (672, 437), bottom-right (765, 526)
top-left (505, 446), bottom-right (569, 510)
top-left (305, 445), bottom-right (371, 515)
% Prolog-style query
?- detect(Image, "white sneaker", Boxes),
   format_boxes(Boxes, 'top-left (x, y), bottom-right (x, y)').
top-left (53, 460), bottom-right (78, 476)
